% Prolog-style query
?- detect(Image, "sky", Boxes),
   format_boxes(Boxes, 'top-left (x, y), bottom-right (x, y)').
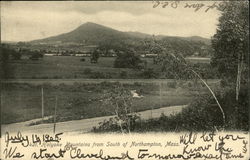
top-left (1, 1), bottom-right (222, 42)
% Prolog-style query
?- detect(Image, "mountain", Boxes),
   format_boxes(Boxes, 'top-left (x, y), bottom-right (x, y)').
top-left (180, 36), bottom-right (211, 45)
top-left (30, 22), bottom-right (212, 57)
top-left (31, 22), bottom-right (139, 44)
top-left (126, 31), bottom-right (152, 39)
top-left (31, 22), bottom-right (210, 44)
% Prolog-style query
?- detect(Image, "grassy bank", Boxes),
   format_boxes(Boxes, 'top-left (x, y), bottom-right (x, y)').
top-left (1, 81), bottom-right (212, 124)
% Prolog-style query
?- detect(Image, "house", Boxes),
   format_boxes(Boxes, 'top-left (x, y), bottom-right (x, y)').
top-left (145, 54), bottom-right (157, 57)
top-left (44, 53), bottom-right (56, 56)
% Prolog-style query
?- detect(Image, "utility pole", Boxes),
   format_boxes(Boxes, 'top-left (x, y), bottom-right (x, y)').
top-left (53, 96), bottom-right (57, 134)
top-left (0, 90), bottom-right (2, 109)
top-left (150, 106), bottom-right (153, 119)
top-left (41, 87), bottom-right (44, 122)
top-left (0, 90), bottom-right (2, 135)
top-left (160, 82), bottom-right (162, 108)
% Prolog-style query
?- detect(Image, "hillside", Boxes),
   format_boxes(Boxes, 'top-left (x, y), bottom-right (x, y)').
top-left (31, 22), bottom-right (139, 44)
top-left (180, 36), bottom-right (211, 45)
top-left (30, 22), bottom-right (212, 57)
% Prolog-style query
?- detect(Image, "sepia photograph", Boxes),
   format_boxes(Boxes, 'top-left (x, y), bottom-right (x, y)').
top-left (0, 1), bottom-right (249, 159)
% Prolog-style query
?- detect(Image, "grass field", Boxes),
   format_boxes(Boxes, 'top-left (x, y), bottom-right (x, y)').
top-left (6, 56), bottom-right (152, 79)
top-left (1, 81), bottom-right (216, 124)
top-left (1, 55), bottom-right (215, 125)
top-left (6, 56), bottom-right (210, 79)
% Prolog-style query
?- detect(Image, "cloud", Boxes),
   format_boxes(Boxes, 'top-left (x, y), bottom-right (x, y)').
top-left (1, 1), bottom-right (221, 41)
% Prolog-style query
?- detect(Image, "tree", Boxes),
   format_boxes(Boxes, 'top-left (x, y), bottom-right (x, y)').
top-left (90, 50), bottom-right (99, 63)
top-left (147, 37), bottom-right (226, 126)
top-left (99, 85), bottom-right (137, 133)
top-left (141, 68), bottom-right (158, 79)
top-left (0, 45), bottom-right (10, 79)
top-left (0, 46), bottom-right (22, 60)
top-left (29, 51), bottom-right (43, 60)
top-left (211, 1), bottom-right (249, 101)
top-left (11, 50), bottom-right (22, 60)
top-left (114, 46), bottom-right (142, 69)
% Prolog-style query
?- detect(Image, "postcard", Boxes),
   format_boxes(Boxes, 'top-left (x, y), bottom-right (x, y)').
top-left (1, 1), bottom-right (249, 160)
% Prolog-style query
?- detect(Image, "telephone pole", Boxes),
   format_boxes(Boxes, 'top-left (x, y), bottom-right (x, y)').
top-left (160, 82), bottom-right (162, 108)
top-left (41, 87), bottom-right (44, 122)
top-left (53, 96), bottom-right (57, 134)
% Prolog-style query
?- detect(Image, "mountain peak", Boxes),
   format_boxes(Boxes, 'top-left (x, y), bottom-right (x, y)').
top-left (78, 22), bottom-right (103, 28)
top-left (30, 22), bottom-right (211, 48)
top-left (75, 22), bottom-right (111, 31)
top-left (83, 22), bottom-right (98, 25)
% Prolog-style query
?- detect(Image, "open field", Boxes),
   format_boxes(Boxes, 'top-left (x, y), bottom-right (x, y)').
top-left (1, 81), bottom-right (218, 124)
top-left (5, 56), bottom-right (210, 79)
top-left (6, 56), bottom-right (153, 79)
top-left (1, 55), bottom-right (216, 125)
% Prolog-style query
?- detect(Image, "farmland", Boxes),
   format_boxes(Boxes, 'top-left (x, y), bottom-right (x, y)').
top-left (1, 80), bottom-right (219, 124)
top-left (5, 56), bottom-right (210, 79)
top-left (1, 55), bottom-right (217, 125)
top-left (0, 52), bottom-right (218, 126)
top-left (6, 56), bottom-right (148, 79)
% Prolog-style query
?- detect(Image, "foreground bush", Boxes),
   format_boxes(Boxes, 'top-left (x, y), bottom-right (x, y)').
top-left (89, 71), bottom-right (112, 79)
top-left (137, 87), bottom-right (248, 132)
top-left (140, 68), bottom-right (159, 79)
top-left (92, 87), bottom-right (249, 132)
top-left (92, 114), bottom-right (140, 133)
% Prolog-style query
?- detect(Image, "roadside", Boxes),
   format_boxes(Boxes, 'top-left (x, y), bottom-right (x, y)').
top-left (1, 105), bottom-right (187, 135)
top-left (0, 78), bottom-right (221, 85)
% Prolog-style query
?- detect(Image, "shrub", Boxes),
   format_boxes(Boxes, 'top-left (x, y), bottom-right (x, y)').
top-left (90, 72), bottom-right (103, 79)
top-left (187, 82), bottom-right (193, 88)
top-left (167, 81), bottom-right (177, 88)
top-left (92, 118), bottom-right (121, 133)
top-left (92, 86), bottom-right (248, 133)
top-left (11, 51), bottom-right (22, 60)
top-left (41, 76), bottom-right (49, 79)
top-left (114, 52), bottom-right (142, 69)
top-left (132, 87), bottom-right (249, 132)
top-left (120, 71), bottom-right (128, 78)
top-left (218, 87), bottom-right (249, 130)
top-left (90, 50), bottom-right (100, 63)
top-left (92, 114), bottom-right (140, 133)
top-left (29, 52), bottom-right (43, 60)
top-left (80, 58), bottom-right (86, 62)
top-left (133, 82), bottom-right (142, 86)
top-left (53, 75), bottom-right (60, 79)
top-left (92, 85), bottom-right (140, 133)
top-left (84, 68), bottom-right (92, 74)
top-left (140, 68), bottom-right (158, 79)
top-left (90, 72), bottom-right (112, 79)
top-left (105, 73), bottom-right (112, 79)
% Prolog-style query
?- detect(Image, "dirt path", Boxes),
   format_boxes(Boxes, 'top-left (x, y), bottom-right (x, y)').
top-left (1, 105), bottom-right (187, 134)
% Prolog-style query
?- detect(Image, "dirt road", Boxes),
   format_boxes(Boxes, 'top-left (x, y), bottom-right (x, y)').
top-left (1, 78), bottom-right (220, 85)
top-left (1, 105), bottom-right (187, 134)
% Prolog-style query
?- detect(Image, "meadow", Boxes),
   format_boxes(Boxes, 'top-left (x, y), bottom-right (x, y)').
top-left (1, 55), bottom-right (216, 125)
top-left (1, 81), bottom-right (218, 124)
top-left (6, 56), bottom-right (210, 79)
top-left (6, 56), bottom-right (150, 79)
